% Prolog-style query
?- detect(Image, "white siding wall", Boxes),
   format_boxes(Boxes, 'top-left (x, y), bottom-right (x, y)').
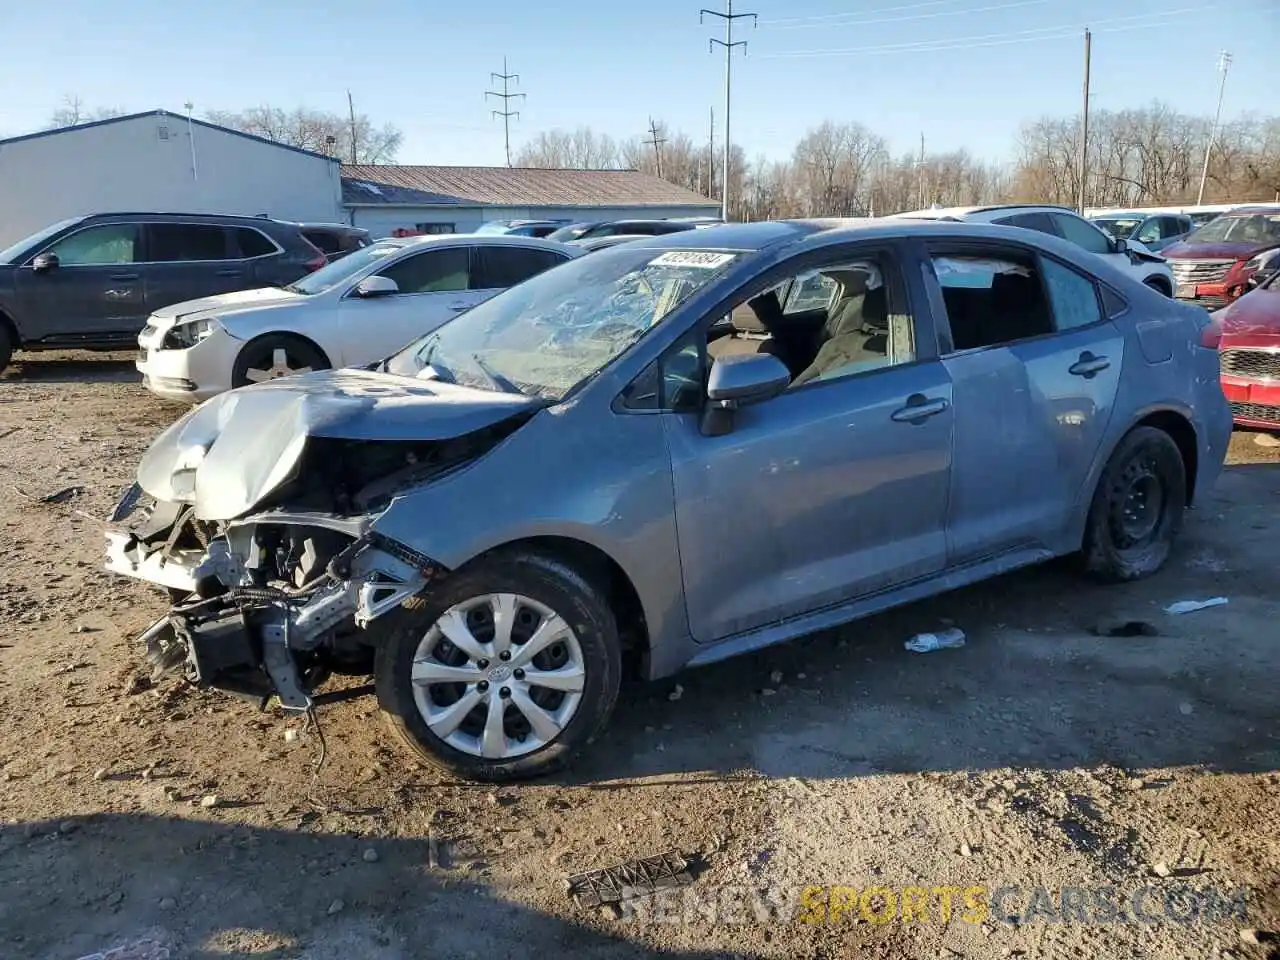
top-left (350, 203), bottom-right (720, 238)
top-left (0, 113), bottom-right (344, 247)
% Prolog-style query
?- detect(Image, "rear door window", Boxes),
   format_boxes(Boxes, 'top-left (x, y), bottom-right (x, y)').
top-left (472, 246), bottom-right (569, 289)
top-left (147, 223), bottom-right (231, 262)
top-left (928, 251), bottom-right (1055, 351)
top-left (1039, 258), bottom-right (1103, 330)
top-left (994, 212), bottom-right (1060, 236)
top-left (378, 247), bottom-right (470, 293)
top-left (1050, 214), bottom-right (1113, 255)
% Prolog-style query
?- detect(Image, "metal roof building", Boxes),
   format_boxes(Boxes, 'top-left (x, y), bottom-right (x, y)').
top-left (341, 165), bottom-right (719, 236)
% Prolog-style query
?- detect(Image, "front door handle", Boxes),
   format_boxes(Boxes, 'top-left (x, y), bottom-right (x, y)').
top-left (1069, 352), bottom-right (1111, 378)
top-left (109, 273), bottom-right (139, 281)
top-left (891, 395), bottom-right (950, 423)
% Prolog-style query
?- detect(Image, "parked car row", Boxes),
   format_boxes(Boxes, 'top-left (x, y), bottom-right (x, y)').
top-left (104, 215), bottom-right (1233, 781)
top-left (0, 212), bottom-right (368, 374)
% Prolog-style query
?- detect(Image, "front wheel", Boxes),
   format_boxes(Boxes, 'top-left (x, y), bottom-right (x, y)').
top-left (231, 334), bottom-right (329, 388)
top-left (1080, 426), bottom-right (1186, 582)
top-left (375, 551), bottom-right (622, 781)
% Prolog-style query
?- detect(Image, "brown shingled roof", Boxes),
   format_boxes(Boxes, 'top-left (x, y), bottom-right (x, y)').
top-left (341, 165), bottom-right (717, 208)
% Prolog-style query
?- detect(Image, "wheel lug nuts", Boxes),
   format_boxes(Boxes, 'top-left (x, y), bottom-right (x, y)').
top-left (499, 651), bottom-right (511, 661)
top-left (513, 668), bottom-right (525, 680)
top-left (477, 659), bottom-right (489, 669)
top-left (477, 680), bottom-right (489, 692)
top-left (499, 686), bottom-right (511, 699)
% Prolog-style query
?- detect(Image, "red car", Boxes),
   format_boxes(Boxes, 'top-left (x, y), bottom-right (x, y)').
top-left (1163, 206), bottom-right (1280, 310)
top-left (1205, 264), bottom-right (1280, 431)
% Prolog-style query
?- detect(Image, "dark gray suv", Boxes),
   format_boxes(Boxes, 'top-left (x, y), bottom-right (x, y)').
top-left (0, 212), bottom-right (329, 373)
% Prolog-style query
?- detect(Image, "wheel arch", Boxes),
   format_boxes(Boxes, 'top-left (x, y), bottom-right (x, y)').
top-left (0, 306), bottom-right (19, 346)
top-left (235, 329), bottom-right (331, 370)
top-left (1088, 406), bottom-right (1199, 513)
top-left (1142, 274), bottom-right (1173, 297)
top-left (465, 534), bottom-right (651, 682)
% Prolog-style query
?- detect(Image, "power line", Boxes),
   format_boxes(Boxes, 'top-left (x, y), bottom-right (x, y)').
top-left (486, 57), bottom-right (525, 167)
top-left (645, 117), bottom-right (668, 179)
top-left (761, 6), bottom-right (1216, 58)
top-left (762, 0), bottom-right (970, 26)
top-left (768, 0), bottom-right (1050, 31)
top-left (702, 0), bottom-right (757, 221)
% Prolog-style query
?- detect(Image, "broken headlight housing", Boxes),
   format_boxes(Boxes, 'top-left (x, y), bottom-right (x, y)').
top-left (164, 317), bottom-right (222, 350)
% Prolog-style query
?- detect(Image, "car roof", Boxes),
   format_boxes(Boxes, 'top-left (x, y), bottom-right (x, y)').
top-left (891, 204), bottom-right (1081, 220)
top-left (390, 233), bottom-right (581, 254)
top-left (1219, 205), bottom-right (1280, 216)
top-left (83, 212), bottom-right (298, 226)
top-left (296, 222), bottom-right (368, 232)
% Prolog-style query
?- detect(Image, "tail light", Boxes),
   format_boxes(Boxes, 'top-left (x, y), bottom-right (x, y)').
top-left (1199, 313), bottom-right (1224, 349)
top-left (302, 239), bottom-right (327, 272)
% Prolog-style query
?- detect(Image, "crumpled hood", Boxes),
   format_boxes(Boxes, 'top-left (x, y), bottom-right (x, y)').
top-left (136, 369), bottom-right (540, 520)
top-left (148, 287), bottom-right (306, 326)
top-left (1164, 240), bottom-right (1271, 261)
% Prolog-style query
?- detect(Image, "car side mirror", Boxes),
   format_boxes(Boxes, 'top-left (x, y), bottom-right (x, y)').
top-left (1111, 238), bottom-right (1129, 255)
top-left (31, 252), bottom-right (59, 272)
top-left (700, 353), bottom-right (791, 437)
top-left (354, 275), bottom-right (399, 298)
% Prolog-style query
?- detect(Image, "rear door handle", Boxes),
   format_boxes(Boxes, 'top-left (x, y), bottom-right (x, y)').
top-left (1069, 352), bottom-right (1111, 378)
top-left (109, 273), bottom-right (139, 281)
top-left (890, 396), bottom-right (950, 423)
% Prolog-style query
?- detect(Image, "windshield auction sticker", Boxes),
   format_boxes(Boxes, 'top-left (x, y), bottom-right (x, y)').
top-left (649, 251), bottom-right (737, 269)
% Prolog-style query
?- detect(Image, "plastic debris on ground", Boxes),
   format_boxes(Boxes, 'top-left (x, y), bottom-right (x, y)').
top-left (565, 850), bottom-right (693, 909)
top-left (904, 628), bottom-right (966, 653)
top-left (1164, 597), bottom-right (1229, 615)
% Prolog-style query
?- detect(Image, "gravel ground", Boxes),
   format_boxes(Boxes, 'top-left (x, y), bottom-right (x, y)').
top-left (1, 352), bottom-right (1277, 960)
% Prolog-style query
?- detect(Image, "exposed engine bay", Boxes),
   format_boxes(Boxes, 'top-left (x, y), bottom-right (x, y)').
top-left (104, 406), bottom-right (527, 711)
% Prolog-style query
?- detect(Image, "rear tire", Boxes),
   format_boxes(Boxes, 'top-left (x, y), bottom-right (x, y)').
top-left (375, 551), bottom-right (622, 782)
top-left (231, 334), bottom-right (329, 388)
top-left (0, 322), bottom-right (13, 374)
top-left (1080, 426), bottom-right (1186, 582)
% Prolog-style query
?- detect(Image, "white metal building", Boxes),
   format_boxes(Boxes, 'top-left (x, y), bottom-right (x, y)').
top-left (0, 110), bottom-right (344, 248)
top-left (341, 165), bottom-right (719, 236)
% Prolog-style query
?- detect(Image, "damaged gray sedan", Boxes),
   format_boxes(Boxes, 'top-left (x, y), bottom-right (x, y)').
top-left (106, 219), bottom-right (1232, 781)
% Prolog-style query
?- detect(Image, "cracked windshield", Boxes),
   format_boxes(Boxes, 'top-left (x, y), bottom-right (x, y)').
top-left (385, 247), bottom-right (741, 399)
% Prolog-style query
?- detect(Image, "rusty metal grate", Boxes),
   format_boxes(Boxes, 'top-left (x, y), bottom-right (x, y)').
top-left (566, 850), bottom-right (693, 908)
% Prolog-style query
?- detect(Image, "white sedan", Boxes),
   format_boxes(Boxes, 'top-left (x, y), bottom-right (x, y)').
top-left (136, 235), bottom-right (582, 402)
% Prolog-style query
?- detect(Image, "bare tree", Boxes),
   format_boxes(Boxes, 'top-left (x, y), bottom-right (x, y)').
top-left (792, 121), bottom-right (887, 217)
top-left (514, 128), bottom-right (622, 168)
top-left (204, 105), bottom-right (402, 163)
top-left (50, 95), bottom-right (124, 128)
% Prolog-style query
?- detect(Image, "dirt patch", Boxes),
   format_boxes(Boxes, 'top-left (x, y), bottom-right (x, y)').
top-left (1, 353), bottom-right (1277, 959)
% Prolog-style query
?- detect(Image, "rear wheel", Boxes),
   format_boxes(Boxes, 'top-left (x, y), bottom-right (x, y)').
top-left (375, 551), bottom-right (622, 781)
top-left (0, 322), bottom-right (13, 374)
top-left (1080, 426), bottom-right (1186, 582)
top-left (231, 334), bottom-right (329, 388)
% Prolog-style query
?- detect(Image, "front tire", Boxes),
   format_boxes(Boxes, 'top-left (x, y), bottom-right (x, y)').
top-left (231, 334), bottom-right (329, 388)
top-left (1080, 426), bottom-right (1186, 582)
top-left (375, 551), bottom-right (622, 781)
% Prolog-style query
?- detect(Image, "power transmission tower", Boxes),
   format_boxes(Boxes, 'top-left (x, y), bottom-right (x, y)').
top-left (1197, 50), bottom-right (1233, 205)
top-left (701, 1), bottom-right (756, 221)
top-left (1077, 27), bottom-right (1092, 214)
top-left (645, 117), bottom-right (667, 179)
top-left (486, 58), bottom-right (525, 167)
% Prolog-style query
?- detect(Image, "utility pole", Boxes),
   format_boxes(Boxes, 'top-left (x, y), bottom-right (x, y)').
top-left (347, 90), bottom-right (358, 165)
top-left (486, 58), bottom-right (525, 167)
top-left (183, 101), bottom-right (198, 181)
top-left (1197, 50), bottom-right (1233, 205)
top-left (916, 132), bottom-right (926, 209)
top-left (702, 1), bottom-right (757, 222)
top-left (707, 107), bottom-right (716, 199)
top-left (1078, 27), bottom-right (1092, 214)
top-left (645, 117), bottom-right (668, 179)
